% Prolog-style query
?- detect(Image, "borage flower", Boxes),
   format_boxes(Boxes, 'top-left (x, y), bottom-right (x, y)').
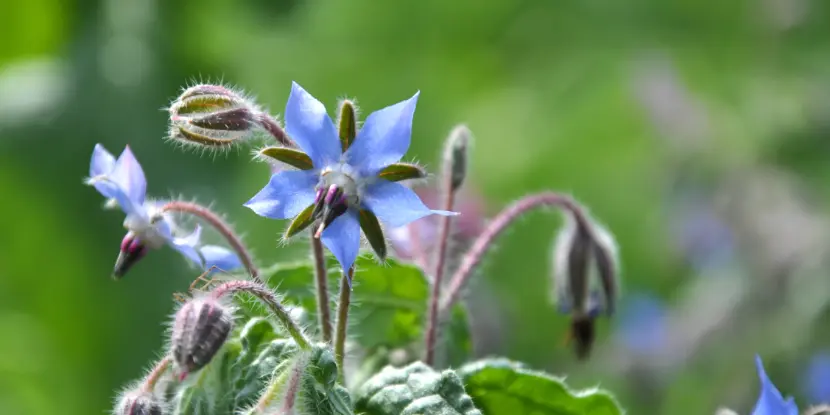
top-left (86, 144), bottom-right (242, 278)
top-left (245, 82), bottom-right (457, 279)
top-left (752, 355), bottom-right (798, 415)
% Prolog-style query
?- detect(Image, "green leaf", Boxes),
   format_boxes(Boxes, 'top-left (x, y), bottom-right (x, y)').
top-left (359, 209), bottom-right (387, 260)
top-left (263, 257), bottom-right (472, 361)
top-left (457, 358), bottom-right (624, 415)
top-left (354, 362), bottom-right (481, 415)
top-left (442, 304), bottom-right (473, 367)
top-left (284, 203), bottom-right (316, 238)
top-left (378, 162), bottom-right (427, 182)
top-left (294, 345), bottom-right (354, 415)
top-left (258, 146), bottom-right (314, 170)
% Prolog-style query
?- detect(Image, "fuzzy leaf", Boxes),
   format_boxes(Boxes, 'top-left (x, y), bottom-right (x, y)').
top-left (263, 257), bottom-right (471, 359)
top-left (354, 362), bottom-right (481, 415)
top-left (284, 203), bottom-right (316, 238)
top-left (293, 345), bottom-right (354, 415)
top-left (359, 209), bottom-right (387, 260)
top-left (378, 163), bottom-right (427, 182)
top-left (457, 358), bottom-right (624, 415)
top-left (259, 146), bottom-right (314, 170)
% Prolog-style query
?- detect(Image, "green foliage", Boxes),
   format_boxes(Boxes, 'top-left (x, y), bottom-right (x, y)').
top-left (264, 256), bottom-right (472, 365)
top-left (458, 358), bottom-right (624, 415)
top-left (354, 362), bottom-right (482, 415)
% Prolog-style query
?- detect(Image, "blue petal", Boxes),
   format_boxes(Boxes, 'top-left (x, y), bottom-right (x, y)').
top-left (199, 245), bottom-right (243, 271)
top-left (284, 82), bottom-right (341, 168)
top-left (244, 170), bottom-right (318, 219)
top-left (752, 355), bottom-right (799, 415)
top-left (345, 91), bottom-right (419, 176)
top-left (168, 225), bottom-right (204, 266)
top-left (111, 146), bottom-right (147, 206)
top-left (90, 177), bottom-right (145, 218)
top-left (90, 144), bottom-right (116, 177)
top-left (321, 210), bottom-right (361, 272)
top-left (362, 180), bottom-right (457, 228)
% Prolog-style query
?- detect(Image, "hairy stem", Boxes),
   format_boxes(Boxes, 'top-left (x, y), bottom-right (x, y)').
top-left (160, 201), bottom-right (262, 284)
top-left (279, 360), bottom-right (305, 414)
top-left (251, 361), bottom-right (293, 414)
top-left (311, 234), bottom-right (333, 342)
top-left (334, 267), bottom-right (354, 382)
top-left (255, 113), bottom-right (293, 147)
top-left (211, 280), bottom-right (311, 350)
top-left (141, 357), bottom-right (171, 393)
top-left (440, 192), bottom-right (591, 312)
top-left (424, 167), bottom-right (458, 365)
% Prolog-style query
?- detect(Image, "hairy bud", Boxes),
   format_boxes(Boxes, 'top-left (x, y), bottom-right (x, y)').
top-left (115, 390), bottom-right (164, 415)
top-left (552, 212), bottom-right (620, 318)
top-left (171, 297), bottom-right (233, 379)
top-left (552, 211), bottom-right (620, 360)
top-left (167, 83), bottom-right (263, 150)
top-left (443, 124), bottom-right (472, 192)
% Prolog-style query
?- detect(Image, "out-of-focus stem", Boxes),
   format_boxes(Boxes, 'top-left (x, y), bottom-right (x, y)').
top-left (311, 233), bottom-right (333, 342)
top-left (334, 267), bottom-right (354, 382)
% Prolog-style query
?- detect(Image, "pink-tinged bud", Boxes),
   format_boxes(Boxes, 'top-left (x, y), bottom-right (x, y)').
top-left (115, 390), bottom-right (164, 415)
top-left (170, 297), bottom-right (233, 379)
top-left (113, 232), bottom-right (149, 280)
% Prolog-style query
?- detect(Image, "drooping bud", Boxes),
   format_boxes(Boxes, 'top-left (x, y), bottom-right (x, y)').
top-left (551, 209), bottom-right (620, 360)
top-left (114, 390), bottom-right (164, 415)
top-left (113, 232), bottom-right (149, 280)
top-left (171, 297), bottom-right (233, 379)
top-left (167, 83), bottom-right (264, 150)
top-left (443, 124), bottom-right (472, 193)
top-left (551, 212), bottom-right (620, 319)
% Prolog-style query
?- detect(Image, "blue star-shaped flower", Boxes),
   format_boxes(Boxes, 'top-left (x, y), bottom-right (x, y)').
top-left (245, 82), bottom-right (457, 274)
top-left (752, 355), bottom-right (798, 415)
top-left (86, 144), bottom-right (242, 277)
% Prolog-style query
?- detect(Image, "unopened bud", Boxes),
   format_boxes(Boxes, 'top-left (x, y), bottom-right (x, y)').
top-left (115, 390), bottom-right (164, 415)
top-left (113, 232), bottom-right (148, 280)
top-left (171, 297), bottom-right (233, 379)
top-left (443, 124), bottom-right (472, 192)
top-left (551, 211), bottom-right (620, 319)
top-left (168, 83), bottom-right (262, 149)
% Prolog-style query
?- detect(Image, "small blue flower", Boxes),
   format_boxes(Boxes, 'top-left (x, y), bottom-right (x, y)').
top-left (752, 355), bottom-right (798, 415)
top-left (86, 144), bottom-right (242, 277)
top-left (245, 82), bottom-right (457, 275)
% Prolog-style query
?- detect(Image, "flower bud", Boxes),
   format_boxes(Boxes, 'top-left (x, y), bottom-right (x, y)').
top-left (551, 212), bottom-right (620, 319)
top-left (443, 124), bottom-right (472, 193)
top-left (171, 297), bottom-right (233, 379)
top-left (115, 390), bottom-right (164, 415)
top-left (113, 232), bottom-right (148, 280)
top-left (167, 83), bottom-right (262, 149)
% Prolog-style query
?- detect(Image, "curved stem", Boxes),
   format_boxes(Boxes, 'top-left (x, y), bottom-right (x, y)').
top-left (211, 280), bottom-right (311, 350)
top-left (141, 357), bottom-right (172, 393)
top-left (334, 267), bottom-right (354, 382)
top-left (311, 234), bottom-right (333, 342)
top-left (255, 113), bottom-right (293, 147)
top-left (160, 201), bottom-right (261, 284)
top-left (251, 360), bottom-right (293, 414)
top-left (440, 192), bottom-right (591, 312)
top-left (424, 167), bottom-right (457, 365)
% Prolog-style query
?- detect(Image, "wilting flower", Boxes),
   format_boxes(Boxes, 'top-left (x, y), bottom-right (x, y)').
top-left (245, 82), bottom-right (456, 275)
top-left (752, 355), bottom-right (798, 415)
top-left (85, 144), bottom-right (242, 278)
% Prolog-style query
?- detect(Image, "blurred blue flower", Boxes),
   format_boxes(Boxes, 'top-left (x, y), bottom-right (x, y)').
top-left (614, 293), bottom-right (667, 355)
top-left (752, 355), bottom-right (798, 415)
top-left (245, 82), bottom-right (456, 274)
top-left (85, 144), bottom-right (242, 277)
top-left (804, 352), bottom-right (830, 404)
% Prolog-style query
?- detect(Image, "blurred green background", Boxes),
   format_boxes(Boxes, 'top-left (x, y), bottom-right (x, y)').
top-left (2, 0), bottom-right (830, 414)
